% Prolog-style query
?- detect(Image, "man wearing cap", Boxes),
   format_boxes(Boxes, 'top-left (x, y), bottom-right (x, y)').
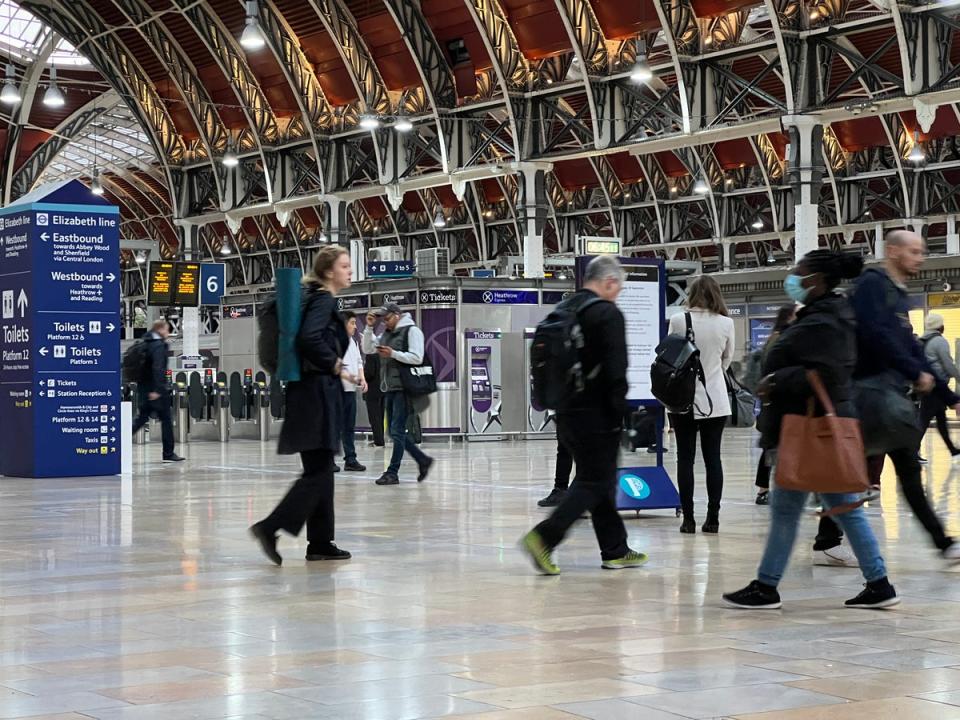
top-left (362, 302), bottom-right (435, 485)
top-left (919, 312), bottom-right (960, 460)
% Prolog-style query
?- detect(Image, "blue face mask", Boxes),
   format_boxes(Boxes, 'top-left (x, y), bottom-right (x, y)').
top-left (784, 273), bottom-right (813, 304)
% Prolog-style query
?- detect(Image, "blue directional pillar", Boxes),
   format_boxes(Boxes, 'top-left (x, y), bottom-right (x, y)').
top-left (0, 179), bottom-right (121, 478)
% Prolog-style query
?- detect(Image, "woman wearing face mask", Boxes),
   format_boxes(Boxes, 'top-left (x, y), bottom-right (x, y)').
top-left (724, 250), bottom-right (900, 609)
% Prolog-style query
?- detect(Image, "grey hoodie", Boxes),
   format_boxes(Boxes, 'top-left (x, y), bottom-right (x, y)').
top-left (361, 314), bottom-right (424, 392)
top-left (921, 331), bottom-right (960, 385)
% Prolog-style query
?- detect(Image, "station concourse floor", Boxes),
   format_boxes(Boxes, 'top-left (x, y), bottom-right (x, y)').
top-left (2, 432), bottom-right (960, 719)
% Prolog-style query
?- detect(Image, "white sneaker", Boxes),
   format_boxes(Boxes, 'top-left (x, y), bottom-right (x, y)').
top-left (942, 544), bottom-right (960, 564)
top-left (814, 545), bottom-right (858, 567)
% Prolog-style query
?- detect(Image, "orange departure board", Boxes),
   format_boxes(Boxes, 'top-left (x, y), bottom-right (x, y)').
top-left (173, 262), bottom-right (200, 307)
top-left (147, 261), bottom-right (174, 307)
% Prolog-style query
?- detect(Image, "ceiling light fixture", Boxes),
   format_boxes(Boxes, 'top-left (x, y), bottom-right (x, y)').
top-left (42, 67), bottom-right (65, 108)
top-left (222, 139), bottom-right (239, 168)
top-left (752, 217), bottom-right (764, 230)
top-left (0, 64), bottom-right (20, 105)
top-left (220, 238), bottom-right (232, 255)
top-left (908, 130), bottom-right (925, 163)
top-left (630, 36), bottom-right (653, 84)
top-left (433, 211), bottom-right (446, 228)
top-left (393, 115), bottom-right (413, 133)
top-left (135, 251), bottom-right (147, 264)
top-left (318, 231), bottom-right (328, 243)
top-left (484, 209), bottom-right (493, 219)
top-left (90, 167), bottom-right (104, 196)
top-left (693, 177), bottom-right (710, 194)
top-left (240, 1), bottom-right (265, 51)
top-left (359, 113), bottom-right (380, 130)
top-left (725, 176), bottom-right (733, 187)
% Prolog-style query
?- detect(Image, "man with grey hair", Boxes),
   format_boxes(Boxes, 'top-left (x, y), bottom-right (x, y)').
top-left (521, 255), bottom-right (647, 574)
top-left (131, 319), bottom-right (183, 463)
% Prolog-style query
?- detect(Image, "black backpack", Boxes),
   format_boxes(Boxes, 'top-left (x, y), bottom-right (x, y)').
top-left (650, 312), bottom-right (712, 415)
top-left (122, 340), bottom-right (150, 383)
top-left (530, 294), bottom-right (603, 411)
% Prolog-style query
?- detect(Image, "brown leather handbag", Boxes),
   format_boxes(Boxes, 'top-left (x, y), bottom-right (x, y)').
top-left (774, 370), bottom-right (869, 510)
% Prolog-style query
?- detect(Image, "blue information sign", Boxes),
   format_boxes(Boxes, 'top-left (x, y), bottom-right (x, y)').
top-left (367, 260), bottom-right (414, 278)
top-left (462, 288), bottom-right (538, 305)
top-left (200, 263), bottom-right (226, 306)
top-left (0, 180), bottom-right (121, 478)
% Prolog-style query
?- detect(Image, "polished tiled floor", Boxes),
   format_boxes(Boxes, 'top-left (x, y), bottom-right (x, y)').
top-left (2, 428), bottom-right (960, 719)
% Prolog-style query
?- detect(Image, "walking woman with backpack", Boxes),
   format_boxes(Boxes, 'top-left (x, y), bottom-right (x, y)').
top-left (723, 250), bottom-right (900, 609)
top-left (250, 246), bottom-right (354, 565)
top-left (669, 275), bottom-right (735, 534)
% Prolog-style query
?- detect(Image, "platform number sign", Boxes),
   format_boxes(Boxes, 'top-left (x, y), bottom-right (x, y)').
top-left (200, 263), bottom-right (226, 306)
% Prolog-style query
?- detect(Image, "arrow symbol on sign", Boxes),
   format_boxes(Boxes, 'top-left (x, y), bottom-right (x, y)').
top-left (110, 416), bottom-right (116, 421)
top-left (106, 273), bottom-right (116, 282)
top-left (106, 323), bottom-right (115, 332)
top-left (38, 390), bottom-right (44, 397)
top-left (16, 289), bottom-right (27, 317)
top-left (39, 347), bottom-right (48, 356)
top-left (40, 232), bottom-right (50, 242)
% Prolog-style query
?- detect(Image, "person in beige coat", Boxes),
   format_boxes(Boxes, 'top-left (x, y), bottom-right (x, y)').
top-left (667, 275), bottom-right (735, 534)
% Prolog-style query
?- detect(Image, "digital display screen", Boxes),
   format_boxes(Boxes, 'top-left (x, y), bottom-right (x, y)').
top-left (585, 239), bottom-right (621, 255)
top-left (147, 261), bottom-right (174, 307)
top-left (173, 262), bottom-right (200, 307)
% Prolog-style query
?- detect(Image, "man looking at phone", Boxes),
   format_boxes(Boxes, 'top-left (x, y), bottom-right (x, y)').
top-left (362, 302), bottom-right (435, 486)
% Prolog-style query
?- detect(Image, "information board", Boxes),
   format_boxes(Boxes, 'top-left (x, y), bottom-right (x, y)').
top-left (173, 262), bottom-right (200, 307)
top-left (0, 179), bottom-right (121, 478)
top-left (147, 261), bottom-right (174, 306)
top-left (367, 260), bottom-right (414, 278)
top-left (615, 262), bottom-right (663, 403)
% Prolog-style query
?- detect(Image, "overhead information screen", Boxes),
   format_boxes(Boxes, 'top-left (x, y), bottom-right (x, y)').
top-left (147, 261), bottom-right (174, 306)
top-left (173, 262), bottom-right (200, 307)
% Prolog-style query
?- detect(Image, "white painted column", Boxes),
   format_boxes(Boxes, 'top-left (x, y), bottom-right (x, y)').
top-left (176, 221), bottom-right (201, 363)
top-left (784, 115), bottom-right (825, 263)
top-left (520, 165), bottom-right (546, 278)
top-left (874, 223), bottom-right (886, 259)
top-left (947, 216), bottom-right (960, 256)
top-left (323, 196), bottom-right (349, 247)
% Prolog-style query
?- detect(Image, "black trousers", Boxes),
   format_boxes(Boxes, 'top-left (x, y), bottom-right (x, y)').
top-left (262, 448), bottom-right (335, 547)
top-left (919, 394), bottom-right (959, 455)
top-left (364, 392), bottom-right (385, 446)
top-left (755, 448), bottom-right (771, 490)
top-left (535, 417), bottom-right (629, 561)
top-left (553, 437), bottom-right (574, 490)
top-left (132, 390), bottom-right (174, 457)
top-left (888, 446), bottom-right (952, 550)
top-left (671, 413), bottom-right (726, 518)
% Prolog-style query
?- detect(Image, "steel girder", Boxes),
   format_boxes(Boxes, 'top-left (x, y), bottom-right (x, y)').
top-left (20, 0), bottom-right (183, 185)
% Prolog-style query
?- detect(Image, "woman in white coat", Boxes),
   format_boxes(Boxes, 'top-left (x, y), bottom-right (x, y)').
top-left (668, 275), bottom-right (735, 534)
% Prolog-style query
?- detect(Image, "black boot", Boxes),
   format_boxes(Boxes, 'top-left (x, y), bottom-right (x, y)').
top-left (702, 510), bottom-right (719, 534)
top-left (680, 514), bottom-right (696, 534)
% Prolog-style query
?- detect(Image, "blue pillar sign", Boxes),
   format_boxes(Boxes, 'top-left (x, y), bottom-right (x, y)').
top-left (0, 180), bottom-right (121, 478)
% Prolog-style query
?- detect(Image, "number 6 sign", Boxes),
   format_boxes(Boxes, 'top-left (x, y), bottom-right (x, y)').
top-left (200, 263), bottom-right (226, 306)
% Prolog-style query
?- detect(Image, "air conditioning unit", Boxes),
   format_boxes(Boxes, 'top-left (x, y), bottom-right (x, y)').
top-left (415, 247), bottom-right (450, 277)
top-left (368, 246), bottom-right (405, 262)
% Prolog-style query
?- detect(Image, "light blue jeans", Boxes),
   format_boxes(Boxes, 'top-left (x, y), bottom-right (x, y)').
top-left (757, 486), bottom-right (887, 587)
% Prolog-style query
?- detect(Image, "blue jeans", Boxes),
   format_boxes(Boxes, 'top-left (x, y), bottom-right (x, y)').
top-left (341, 391), bottom-right (357, 464)
top-left (385, 391), bottom-right (428, 475)
top-left (757, 486), bottom-right (887, 587)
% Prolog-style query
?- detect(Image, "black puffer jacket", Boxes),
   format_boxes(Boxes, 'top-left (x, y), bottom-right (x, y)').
top-left (757, 292), bottom-right (857, 449)
top-left (277, 286), bottom-right (348, 455)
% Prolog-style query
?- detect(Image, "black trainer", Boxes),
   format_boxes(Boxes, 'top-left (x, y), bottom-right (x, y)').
top-left (722, 580), bottom-right (782, 609)
top-left (376, 472), bottom-right (399, 485)
top-left (417, 457), bottom-right (434, 482)
top-left (305, 543), bottom-right (352, 561)
top-left (845, 579), bottom-right (900, 609)
top-left (249, 522), bottom-right (282, 566)
top-left (343, 461), bottom-right (366, 472)
top-left (332, 464), bottom-right (342, 473)
top-left (755, 490), bottom-right (770, 505)
top-left (162, 453), bottom-right (185, 463)
top-left (538, 488), bottom-right (567, 507)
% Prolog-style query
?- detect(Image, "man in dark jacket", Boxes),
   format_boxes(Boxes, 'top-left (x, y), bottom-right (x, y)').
top-left (851, 230), bottom-right (960, 562)
top-left (363, 349), bottom-right (385, 447)
top-left (131, 319), bottom-right (183, 463)
top-left (521, 255), bottom-right (647, 574)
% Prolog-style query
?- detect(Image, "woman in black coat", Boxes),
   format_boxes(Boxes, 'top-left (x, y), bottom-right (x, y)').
top-left (250, 246), bottom-right (354, 566)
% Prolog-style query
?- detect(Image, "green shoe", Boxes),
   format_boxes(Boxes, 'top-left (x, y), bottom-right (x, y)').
top-left (520, 530), bottom-right (560, 575)
top-left (602, 550), bottom-right (648, 570)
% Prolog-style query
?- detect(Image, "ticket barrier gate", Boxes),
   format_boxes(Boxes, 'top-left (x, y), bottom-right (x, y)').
top-left (229, 369), bottom-right (272, 440)
top-left (186, 369), bottom-right (230, 442)
top-left (174, 372), bottom-right (190, 446)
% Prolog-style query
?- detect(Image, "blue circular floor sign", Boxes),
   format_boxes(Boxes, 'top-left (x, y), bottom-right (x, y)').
top-left (619, 473), bottom-right (651, 500)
